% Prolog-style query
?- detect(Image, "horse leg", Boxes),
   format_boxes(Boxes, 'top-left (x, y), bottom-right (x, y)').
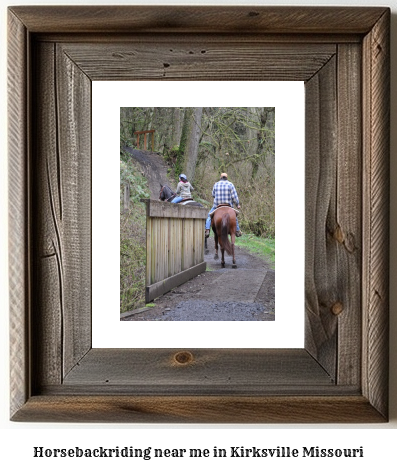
top-left (214, 232), bottom-right (219, 260)
top-left (231, 232), bottom-right (237, 268)
top-left (221, 248), bottom-right (225, 268)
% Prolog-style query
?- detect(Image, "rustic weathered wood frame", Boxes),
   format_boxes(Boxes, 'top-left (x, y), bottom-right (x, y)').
top-left (8, 6), bottom-right (390, 423)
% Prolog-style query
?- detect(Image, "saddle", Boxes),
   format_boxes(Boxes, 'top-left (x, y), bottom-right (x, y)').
top-left (178, 198), bottom-right (193, 205)
top-left (209, 204), bottom-right (239, 217)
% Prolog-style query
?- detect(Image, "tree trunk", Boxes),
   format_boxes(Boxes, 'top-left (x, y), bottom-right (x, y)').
top-left (252, 107), bottom-right (275, 178)
top-left (264, 108), bottom-right (275, 170)
top-left (247, 107), bottom-right (258, 156)
top-left (172, 108), bottom-right (184, 148)
top-left (183, 107), bottom-right (203, 182)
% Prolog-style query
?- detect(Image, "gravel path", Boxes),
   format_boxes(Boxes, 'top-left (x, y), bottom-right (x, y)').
top-left (122, 235), bottom-right (275, 322)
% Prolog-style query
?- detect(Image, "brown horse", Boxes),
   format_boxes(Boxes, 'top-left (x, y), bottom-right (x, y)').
top-left (211, 206), bottom-right (237, 268)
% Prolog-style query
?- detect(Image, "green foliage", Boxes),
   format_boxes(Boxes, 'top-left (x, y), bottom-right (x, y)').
top-left (120, 157), bottom-right (150, 203)
top-left (242, 217), bottom-right (275, 239)
top-left (164, 145), bottom-right (179, 166)
top-left (120, 204), bottom-right (147, 313)
top-left (235, 234), bottom-right (275, 268)
top-left (120, 148), bottom-right (130, 163)
top-left (194, 159), bottom-right (275, 238)
top-left (121, 138), bottom-right (133, 149)
top-left (120, 107), bottom-right (153, 148)
top-left (120, 157), bottom-right (149, 314)
top-left (175, 108), bottom-right (194, 178)
top-left (193, 107), bottom-right (275, 238)
top-left (121, 106), bottom-right (275, 246)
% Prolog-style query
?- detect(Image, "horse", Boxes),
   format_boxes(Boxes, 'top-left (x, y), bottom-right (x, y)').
top-left (211, 205), bottom-right (237, 268)
top-left (159, 183), bottom-right (203, 207)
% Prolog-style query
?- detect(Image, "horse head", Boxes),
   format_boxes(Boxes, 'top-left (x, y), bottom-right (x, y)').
top-left (159, 183), bottom-right (164, 200)
top-left (159, 184), bottom-right (174, 201)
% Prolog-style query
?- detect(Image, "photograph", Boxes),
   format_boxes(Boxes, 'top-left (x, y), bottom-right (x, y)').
top-left (119, 107), bottom-right (275, 322)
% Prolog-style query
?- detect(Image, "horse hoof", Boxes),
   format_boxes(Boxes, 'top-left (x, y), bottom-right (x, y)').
top-left (232, 264), bottom-right (237, 269)
top-left (214, 254), bottom-right (219, 260)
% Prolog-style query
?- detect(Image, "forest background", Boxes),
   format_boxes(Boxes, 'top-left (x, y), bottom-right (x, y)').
top-left (120, 107), bottom-right (275, 313)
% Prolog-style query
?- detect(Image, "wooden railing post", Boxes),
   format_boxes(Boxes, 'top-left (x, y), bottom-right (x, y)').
top-left (142, 199), bottom-right (207, 302)
top-left (134, 130), bottom-right (155, 151)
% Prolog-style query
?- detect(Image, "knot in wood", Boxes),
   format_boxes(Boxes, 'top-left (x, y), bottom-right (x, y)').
top-left (331, 302), bottom-right (344, 316)
top-left (333, 225), bottom-right (344, 244)
top-left (174, 351), bottom-right (194, 365)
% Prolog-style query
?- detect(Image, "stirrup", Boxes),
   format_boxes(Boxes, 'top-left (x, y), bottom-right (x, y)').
top-left (236, 230), bottom-right (242, 237)
top-left (205, 229), bottom-right (210, 238)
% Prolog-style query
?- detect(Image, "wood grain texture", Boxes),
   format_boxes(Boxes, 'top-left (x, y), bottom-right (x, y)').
top-left (362, 10), bottom-right (390, 419)
top-left (8, 10), bottom-right (30, 419)
top-left (55, 44), bottom-right (92, 378)
top-left (305, 56), bottom-right (338, 378)
top-left (32, 42), bottom-right (91, 388)
top-left (146, 262), bottom-right (206, 303)
top-left (32, 42), bottom-right (63, 388)
top-left (305, 44), bottom-right (363, 385)
top-left (58, 43), bottom-right (336, 82)
top-left (144, 200), bottom-right (206, 301)
top-left (336, 44), bottom-right (362, 386)
top-left (8, 6), bottom-right (390, 423)
top-left (12, 396), bottom-right (385, 424)
top-left (9, 6), bottom-right (387, 34)
top-left (63, 349), bottom-right (333, 388)
top-left (145, 199), bottom-right (207, 219)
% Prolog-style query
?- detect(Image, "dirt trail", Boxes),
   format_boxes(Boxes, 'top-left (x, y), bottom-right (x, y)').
top-left (124, 147), bottom-right (175, 199)
top-left (122, 148), bottom-right (275, 322)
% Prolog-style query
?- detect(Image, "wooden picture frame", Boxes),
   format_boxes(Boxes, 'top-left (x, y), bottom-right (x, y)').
top-left (8, 6), bottom-right (390, 423)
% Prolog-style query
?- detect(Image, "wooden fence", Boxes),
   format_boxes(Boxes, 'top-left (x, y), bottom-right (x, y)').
top-left (134, 129), bottom-right (155, 151)
top-left (143, 199), bottom-right (207, 303)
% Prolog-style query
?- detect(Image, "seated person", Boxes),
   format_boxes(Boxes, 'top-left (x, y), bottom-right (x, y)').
top-left (205, 172), bottom-right (242, 237)
top-left (172, 174), bottom-right (194, 203)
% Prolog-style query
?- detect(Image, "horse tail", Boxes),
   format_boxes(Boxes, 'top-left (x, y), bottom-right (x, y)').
top-left (221, 213), bottom-right (233, 255)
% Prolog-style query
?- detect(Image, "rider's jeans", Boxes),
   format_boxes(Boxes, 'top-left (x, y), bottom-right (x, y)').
top-left (205, 205), bottom-right (240, 231)
top-left (171, 196), bottom-right (183, 203)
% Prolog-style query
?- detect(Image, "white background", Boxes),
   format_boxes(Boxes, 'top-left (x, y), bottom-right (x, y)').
top-left (1, 0), bottom-right (396, 469)
top-left (92, 81), bottom-right (304, 348)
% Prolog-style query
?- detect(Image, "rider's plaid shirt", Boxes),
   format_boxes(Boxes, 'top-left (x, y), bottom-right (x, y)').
top-left (212, 179), bottom-right (240, 207)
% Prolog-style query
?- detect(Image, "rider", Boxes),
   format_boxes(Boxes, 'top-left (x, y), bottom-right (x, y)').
top-left (205, 172), bottom-right (242, 237)
top-left (172, 174), bottom-right (194, 203)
